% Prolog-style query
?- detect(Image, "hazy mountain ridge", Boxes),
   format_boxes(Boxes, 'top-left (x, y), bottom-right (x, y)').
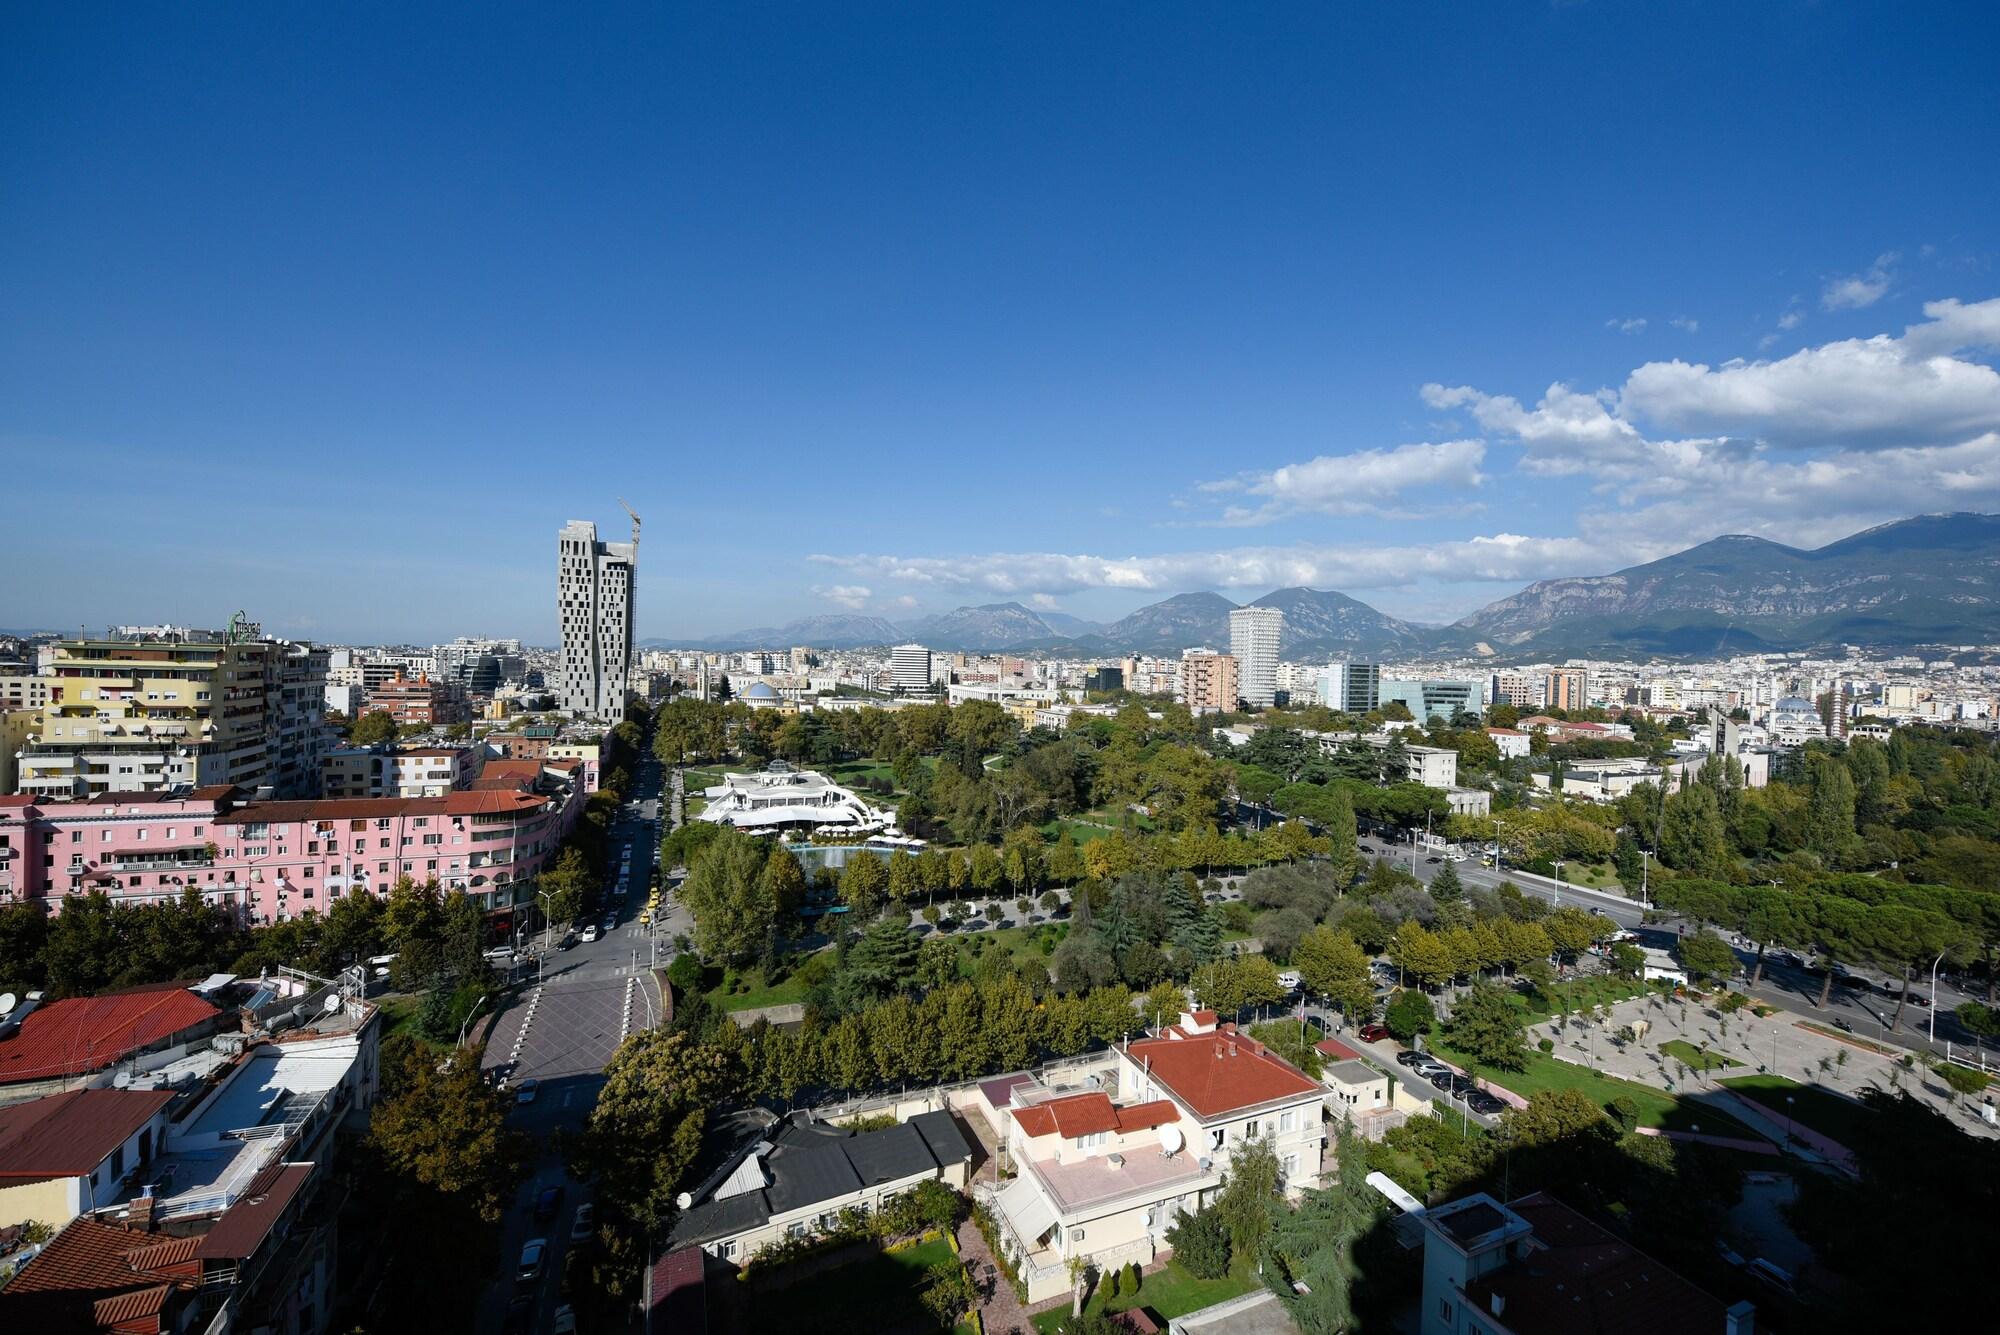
top-left (653, 514), bottom-right (2000, 658)
top-left (1450, 513), bottom-right (2000, 655)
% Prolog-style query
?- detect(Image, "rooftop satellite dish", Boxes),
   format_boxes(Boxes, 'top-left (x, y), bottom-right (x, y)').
top-left (1158, 1124), bottom-right (1184, 1156)
top-left (322, 993), bottom-right (343, 1013)
top-left (0, 993), bottom-right (16, 1017)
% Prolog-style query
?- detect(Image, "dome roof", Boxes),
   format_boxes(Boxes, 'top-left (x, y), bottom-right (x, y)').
top-left (743, 681), bottom-right (779, 699)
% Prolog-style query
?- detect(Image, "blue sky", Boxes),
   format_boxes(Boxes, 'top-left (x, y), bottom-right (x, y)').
top-left (4, 2), bottom-right (1998, 644)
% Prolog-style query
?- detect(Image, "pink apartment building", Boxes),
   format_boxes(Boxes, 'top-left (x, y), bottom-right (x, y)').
top-left (0, 762), bottom-right (581, 925)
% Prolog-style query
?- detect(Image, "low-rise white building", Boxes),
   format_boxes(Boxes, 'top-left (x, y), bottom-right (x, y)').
top-left (982, 1011), bottom-right (1325, 1304)
top-left (696, 763), bottom-right (902, 836)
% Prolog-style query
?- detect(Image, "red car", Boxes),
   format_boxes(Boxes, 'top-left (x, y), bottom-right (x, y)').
top-left (1356, 1023), bottom-right (1390, 1043)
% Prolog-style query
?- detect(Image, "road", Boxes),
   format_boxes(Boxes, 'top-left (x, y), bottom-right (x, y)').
top-left (475, 740), bottom-right (669, 1335)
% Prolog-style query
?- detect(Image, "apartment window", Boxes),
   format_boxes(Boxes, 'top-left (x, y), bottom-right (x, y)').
top-left (1279, 1110), bottom-right (1297, 1133)
top-left (720, 1240), bottom-right (737, 1259)
top-left (166, 828), bottom-right (177, 839)
top-left (1282, 1154), bottom-right (1298, 1179)
top-left (111, 1147), bottom-right (125, 1178)
top-left (71, 830), bottom-right (82, 842)
top-left (102, 830), bottom-right (113, 842)
top-left (1439, 1299), bottom-right (1454, 1322)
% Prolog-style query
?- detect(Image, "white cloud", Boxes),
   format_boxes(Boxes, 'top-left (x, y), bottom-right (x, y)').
top-left (1777, 310), bottom-right (1804, 330)
top-left (1203, 439), bottom-right (1487, 524)
top-left (1422, 382), bottom-right (1645, 475)
top-left (813, 584), bottom-right (872, 609)
top-left (813, 532), bottom-right (1599, 600)
top-left (1607, 317), bottom-right (1648, 333)
top-left (1619, 299), bottom-right (2000, 448)
top-left (1029, 593), bottom-right (1060, 610)
top-left (1669, 316), bottom-right (1699, 333)
top-left (1821, 252), bottom-right (1898, 310)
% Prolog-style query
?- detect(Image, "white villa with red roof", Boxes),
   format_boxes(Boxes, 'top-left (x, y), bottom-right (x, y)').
top-left (981, 1009), bottom-right (1325, 1303)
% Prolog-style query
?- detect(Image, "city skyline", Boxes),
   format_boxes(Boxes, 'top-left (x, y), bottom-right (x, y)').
top-left (5, 6), bottom-right (2000, 645)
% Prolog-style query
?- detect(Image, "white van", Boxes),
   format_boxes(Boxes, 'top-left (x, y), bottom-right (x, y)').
top-left (1277, 970), bottom-right (1302, 993)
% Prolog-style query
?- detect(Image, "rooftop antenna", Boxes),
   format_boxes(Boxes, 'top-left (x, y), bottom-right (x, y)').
top-left (619, 498), bottom-right (641, 553)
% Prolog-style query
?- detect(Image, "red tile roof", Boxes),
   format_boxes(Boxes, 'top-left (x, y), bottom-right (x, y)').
top-left (0, 1216), bottom-right (197, 1333)
top-left (1010, 1093), bottom-right (1181, 1139)
top-left (0, 989), bottom-right (220, 1086)
top-left (1315, 1037), bottom-right (1364, 1062)
top-left (195, 1162), bottom-right (311, 1260)
top-left (0, 1089), bottom-right (176, 1179)
top-left (1127, 1032), bottom-right (1320, 1120)
top-left (1465, 1192), bottom-right (1728, 1335)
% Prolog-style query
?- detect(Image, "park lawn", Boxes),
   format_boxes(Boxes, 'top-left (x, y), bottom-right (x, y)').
top-left (1426, 1032), bottom-right (1764, 1141)
top-left (751, 1235), bottom-right (964, 1333)
top-left (1659, 1038), bottom-right (1741, 1072)
top-left (1042, 817), bottom-right (1113, 845)
top-left (1032, 1261), bottom-right (1258, 1333)
top-left (1717, 1075), bottom-right (1876, 1150)
top-left (1512, 974), bottom-right (1653, 1017)
top-left (706, 964), bottom-right (813, 1013)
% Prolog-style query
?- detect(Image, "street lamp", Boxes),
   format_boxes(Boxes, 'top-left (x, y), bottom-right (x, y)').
top-left (537, 889), bottom-right (556, 955)
top-left (1640, 849), bottom-right (1649, 906)
top-left (457, 993), bottom-right (489, 1047)
top-left (1553, 861), bottom-right (1564, 908)
top-left (1929, 950), bottom-right (1947, 1045)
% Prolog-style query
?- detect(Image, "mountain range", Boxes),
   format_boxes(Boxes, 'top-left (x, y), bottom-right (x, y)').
top-left (645, 513), bottom-right (2000, 660)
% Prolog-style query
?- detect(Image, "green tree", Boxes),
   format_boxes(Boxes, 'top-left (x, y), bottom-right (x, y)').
top-left (1164, 1206), bottom-right (1231, 1280)
top-left (576, 1028), bottom-right (735, 1230)
top-left (1384, 989), bottom-right (1435, 1042)
top-left (839, 850), bottom-right (889, 917)
top-left (680, 829), bottom-right (780, 962)
top-left (1215, 1132), bottom-right (1281, 1265)
top-left (1430, 858), bottom-right (1464, 902)
top-left (350, 709), bottom-right (398, 746)
top-left (369, 1035), bottom-right (525, 1223)
top-left (1805, 753), bottom-right (1858, 865)
top-left (1676, 929), bottom-right (1738, 985)
top-left (1388, 922), bottom-right (1454, 990)
top-left (1441, 979), bottom-right (1528, 1070)
top-left (1293, 926), bottom-right (1374, 1019)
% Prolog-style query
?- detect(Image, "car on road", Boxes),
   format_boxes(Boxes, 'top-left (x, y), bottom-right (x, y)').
top-left (1716, 1239), bottom-right (1746, 1267)
top-left (503, 1294), bottom-right (534, 1334)
top-left (1276, 970), bottom-right (1302, 993)
top-left (550, 1306), bottom-right (577, 1334)
top-left (1433, 1073), bottom-right (1476, 1095)
top-left (558, 932), bottom-right (577, 951)
top-left (1413, 1060), bottom-right (1451, 1081)
top-left (514, 1078), bottom-right (540, 1104)
top-left (579, 924), bottom-right (600, 944)
top-left (1394, 1049), bottom-right (1429, 1068)
top-left (599, 916), bottom-right (617, 933)
top-left (517, 1238), bottom-right (548, 1285)
top-left (534, 1184), bottom-right (564, 1221)
top-left (1357, 1023), bottom-right (1391, 1043)
top-left (1466, 1091), bottom-right (1505, 1115)
top-left (1746, 1258), bottom-right (1795, 1296)
top-left (569, 1202), bottom-right (595, 1242)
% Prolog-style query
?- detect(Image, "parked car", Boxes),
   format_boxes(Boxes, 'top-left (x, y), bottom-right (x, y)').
top-left (1394, 1049), bottom-right (1429, 1068)
top-left (1357, 1023), bottom-right (1391, 1043)
top-left (1428, 1070), bottom-right (1459, 1092)
top-left (503, 1294), bottom-right (534, 1334)
top-left (534, 1184), bottom-right (563, 1221)
top-left (579, 924), bottom-right (600, 944)
top-left (569, 1202), bottom-right (596, 1243)
top-left (1716, 1239), bottom-right (1746, 1267)
top-left (550, 1305), bottom-right (577, 1334)
top-left (515, 1078), bottom-right (540, 1105)
top-left (558, 932), bottom-right (578, 951)
top-left (1276, 970), bottom-right (1302, 993)
top-left (1746, 1258), bottom-right (1795, 1296)
top-left (1466, 1092), bottom-right (1505, 1115)
top-left (517, 1238), bottom-right (548, 1285)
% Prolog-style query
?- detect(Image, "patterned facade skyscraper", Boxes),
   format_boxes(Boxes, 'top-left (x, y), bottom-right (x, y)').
top-left (558, 518), bottom-right (636, 722)
top-left (1228, 606), bottom-right (1283, 707)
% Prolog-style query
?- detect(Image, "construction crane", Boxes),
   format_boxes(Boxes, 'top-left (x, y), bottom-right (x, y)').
top-left (619, 497), bottom-right (641, 551)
